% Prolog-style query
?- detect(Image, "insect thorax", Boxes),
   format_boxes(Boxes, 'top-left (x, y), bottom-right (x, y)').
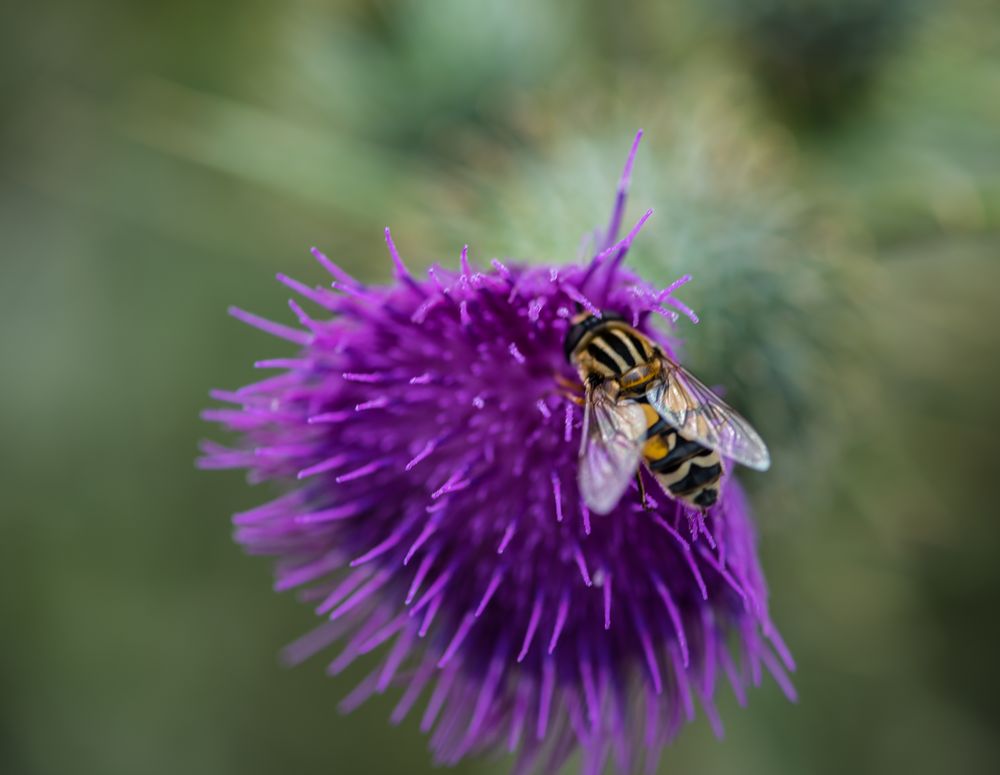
top-left (618, 359), bottom-right (661, 395)
top-left (563, 311), bottom-right (626, 361)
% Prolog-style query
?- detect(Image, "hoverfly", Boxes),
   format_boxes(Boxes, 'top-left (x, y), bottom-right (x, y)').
top-left (564, 310), bottom-right (770, 514)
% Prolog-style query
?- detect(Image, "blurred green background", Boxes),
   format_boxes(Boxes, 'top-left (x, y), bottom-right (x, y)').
top-left (2, 1), bottom-right (998, 773)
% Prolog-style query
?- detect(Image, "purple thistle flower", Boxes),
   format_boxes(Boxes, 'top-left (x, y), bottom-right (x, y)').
top-left (200, 132), bottom-right (794, 774)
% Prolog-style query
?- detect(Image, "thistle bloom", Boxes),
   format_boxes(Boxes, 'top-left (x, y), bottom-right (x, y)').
top-left (200, 132), bottom-right (794, 774)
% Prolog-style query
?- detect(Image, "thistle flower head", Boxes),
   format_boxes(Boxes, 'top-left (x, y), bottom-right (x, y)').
top-left (201, 132), bottom-right (794, 774)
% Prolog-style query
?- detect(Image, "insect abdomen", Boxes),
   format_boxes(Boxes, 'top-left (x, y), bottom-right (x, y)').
top-left (640, 406), bottom-right (722, 510)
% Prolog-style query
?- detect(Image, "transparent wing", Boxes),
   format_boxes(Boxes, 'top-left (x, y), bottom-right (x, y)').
top-left (578, 382), bottom-right (647, 515)
top-left (646, 357), bottom-right (771, 471)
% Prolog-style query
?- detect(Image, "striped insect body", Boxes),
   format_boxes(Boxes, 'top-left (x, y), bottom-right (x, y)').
top-left (565, 311), bottom-right (769, 514)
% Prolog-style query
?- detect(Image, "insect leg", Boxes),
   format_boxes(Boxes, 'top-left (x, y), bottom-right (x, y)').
top-left (555, 373), bottom-right (583, 392)
top-left (636, 471), bottom-right (652, 511)
top-left (554, 373), bottom-right (585, 405)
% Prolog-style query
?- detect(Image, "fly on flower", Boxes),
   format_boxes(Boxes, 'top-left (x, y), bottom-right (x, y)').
top-left (200, 130), bottom-right (795, 775)
top-left (565, 309), bottom-right (770, 514)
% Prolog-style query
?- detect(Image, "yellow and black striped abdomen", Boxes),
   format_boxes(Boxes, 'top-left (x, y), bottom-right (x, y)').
top-left (640, 404), bottom-right (722, 510)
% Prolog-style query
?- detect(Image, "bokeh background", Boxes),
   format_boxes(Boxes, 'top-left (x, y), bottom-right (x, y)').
top-left (2, 1), bottom-right (998, 773)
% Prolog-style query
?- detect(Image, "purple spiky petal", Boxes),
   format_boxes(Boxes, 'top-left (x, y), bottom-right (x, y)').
top-left (201, 131), bottom-right (793, 773)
